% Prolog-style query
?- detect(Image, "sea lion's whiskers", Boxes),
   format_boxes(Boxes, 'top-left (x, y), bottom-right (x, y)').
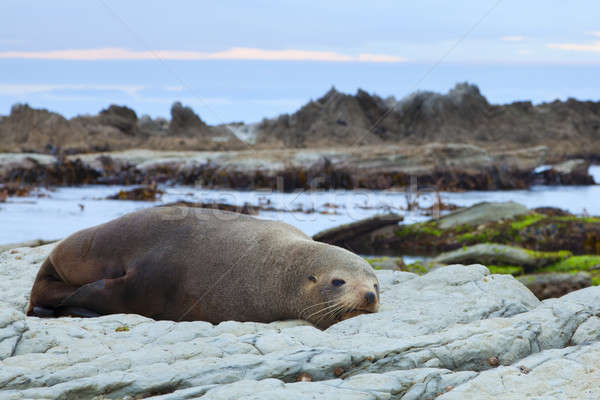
top-left (316, 305), bottom-right (344, 325)
top-left (321, 298), bottom-right (360, 322)
top-left (306, 301), bottom-right (346, 321)
top-left (316, 300), bottom-right (350, 324)
top-left (304, 301), bottom-right (342, 320)
top-left (300, 300), bottom-right (335, 314)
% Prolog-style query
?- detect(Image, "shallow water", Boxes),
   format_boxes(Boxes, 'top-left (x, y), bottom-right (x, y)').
top-left (1, 168), bottom-right (598, 244)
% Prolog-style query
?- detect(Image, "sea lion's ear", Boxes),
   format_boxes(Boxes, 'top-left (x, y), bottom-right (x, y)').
top-left (308, 275), bottom-right (317, 283)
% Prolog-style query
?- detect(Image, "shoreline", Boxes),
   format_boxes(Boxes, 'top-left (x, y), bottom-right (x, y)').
top-left (1, 143), bottom-right (596, 193)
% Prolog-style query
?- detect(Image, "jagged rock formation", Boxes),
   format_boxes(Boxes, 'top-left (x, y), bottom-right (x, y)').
top-left (1, 83), bottom-right (599, 159)
top-left (256, 83), bottom-right (600, 158)
top-left (169, 101), bottom-right (209, 135)
top-left (257, 87), bottom-right (387, 147)
top-left (0, 102), bottom-right (247, 154)
top-left (99, 104), bottom-right (139, 135)
top-left (3, 244), bottom-right (600, 398)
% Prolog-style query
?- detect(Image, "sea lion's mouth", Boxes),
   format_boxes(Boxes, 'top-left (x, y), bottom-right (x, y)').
top-left (339, 308), bottom-right (375, 321)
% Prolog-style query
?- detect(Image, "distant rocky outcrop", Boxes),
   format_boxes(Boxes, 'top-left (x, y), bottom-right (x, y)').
top-left (168, 101), bottom-right (209, 135)
top-left (0, 102), bottom-right (247, 154)
top-left (99, 104), bottom-right (138, 135)
top-left (2, 83), bottom-right (600, 159)
top-left (257, 87), bottom-right (387, 147)
top-left (255, 82), bottom-right (600, 159)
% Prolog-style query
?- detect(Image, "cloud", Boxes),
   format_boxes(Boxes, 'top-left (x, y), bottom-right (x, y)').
top-left (0, 47), bottom-right (406, 63)
top-left (588, 31), bottom-right (600, 37)
top-left (547, 41), bottom-right (600, 52)
top-left (0, 83), bottom-right (145, 97)
top-left (501, 36), bottom-right (525, 42)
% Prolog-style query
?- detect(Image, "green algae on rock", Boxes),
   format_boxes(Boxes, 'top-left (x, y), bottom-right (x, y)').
top-left (317, 202), bottom-right (600, 256)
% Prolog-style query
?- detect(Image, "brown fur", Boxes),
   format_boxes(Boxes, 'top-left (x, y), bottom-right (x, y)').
top-left (27, 207), bottom-right (379, 329)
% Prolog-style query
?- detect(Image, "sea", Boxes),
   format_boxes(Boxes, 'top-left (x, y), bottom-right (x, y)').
top-left (1, 165), bottom-right (599, 245)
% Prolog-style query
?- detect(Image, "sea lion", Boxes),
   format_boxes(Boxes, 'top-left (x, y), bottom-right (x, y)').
top-left (27, 207), bottom-right (379, 329)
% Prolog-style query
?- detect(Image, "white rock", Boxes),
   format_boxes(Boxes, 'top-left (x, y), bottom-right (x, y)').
top-left (1, 244), bottom-right (599, 399)
top-left (439, 342), bottom-right (600, 399)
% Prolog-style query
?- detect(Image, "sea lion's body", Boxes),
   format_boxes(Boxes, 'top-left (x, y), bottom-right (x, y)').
top-left (28, 207), bottom-right (379, 328)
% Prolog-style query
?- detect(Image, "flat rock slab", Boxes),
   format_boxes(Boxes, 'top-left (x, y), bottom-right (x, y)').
top-left (436, 201), bottom-right (530, 229)
top-left (1, 244), bottom-right (599, 399)
top-left (432, 243), bottom-right (565, 269)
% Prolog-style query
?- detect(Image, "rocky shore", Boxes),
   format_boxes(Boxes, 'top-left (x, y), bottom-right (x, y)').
top-left (0, 144), bottom-right (594, 193)
top-left (2, 82), bottom-right (598, 193)
top-left (2, 244), bottom-right (600, 399)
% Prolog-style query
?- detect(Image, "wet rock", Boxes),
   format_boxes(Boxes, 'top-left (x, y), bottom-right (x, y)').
top-left (436, 201), bottom-right (529, 229)
top-left (106, 185), bottom-right (164, 201)
top-left (332, 202), bottom-right (600, 256)
top-left (533, 206), bottom-right (574, 217)
top-left (1, 155), bottom-right (102, 186)
top-left (313, 214), bottom-right (403, 248)
top-left (534, 159), bottom-right (595, 185)
top-left (0, 182), bottom-right (35, 202)
top-left (0, 154), bottom-right (56, 179)
top-left (0, 143), bottom-right (584, 191)
top-left (517, 272), bottom-right (592, 300)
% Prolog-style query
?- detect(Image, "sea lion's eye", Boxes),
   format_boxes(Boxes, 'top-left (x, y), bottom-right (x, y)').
top-left (331, 279), bottom-right (345, 287)
top-left (308, 275), bottom-right (317, 283)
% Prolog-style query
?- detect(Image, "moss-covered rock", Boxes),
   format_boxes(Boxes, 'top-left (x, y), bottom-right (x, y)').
top-left (323, 202), bottom-right (600, 256)
top-left (541, 255), bottom-right (600, 273)
top-left (365, 256), bottom-right (404, 270)
top-left (432, 244), bottom-right (571, 272)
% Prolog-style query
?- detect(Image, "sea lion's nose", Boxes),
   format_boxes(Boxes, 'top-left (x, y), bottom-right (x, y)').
top-left (364, 291), bottom-right (376, 305)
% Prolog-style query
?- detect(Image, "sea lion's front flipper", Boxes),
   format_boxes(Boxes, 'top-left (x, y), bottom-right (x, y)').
top-left (57, 276), bottom-right (130, 316)
top-left (54, 306), bottom-right (102, 318)
top-left (27, 258), bottom-right (79, 317)
top-left (28, 306), bottom-right (57, 318)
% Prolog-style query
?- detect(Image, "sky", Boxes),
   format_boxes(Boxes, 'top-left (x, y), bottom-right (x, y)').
top-left (1, 0), bottom-right (599, 124)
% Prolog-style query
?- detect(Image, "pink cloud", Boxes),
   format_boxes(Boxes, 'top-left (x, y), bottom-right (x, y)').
top-left (0, 47), bottom-right (406, 63)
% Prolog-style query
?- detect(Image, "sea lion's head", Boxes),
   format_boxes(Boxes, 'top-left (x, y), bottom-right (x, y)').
top-left (295, 242), bottom-right (380, 329)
